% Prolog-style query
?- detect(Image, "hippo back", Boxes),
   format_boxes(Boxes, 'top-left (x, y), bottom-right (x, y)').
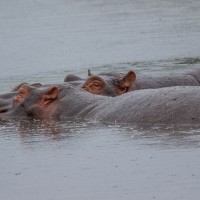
top-left (86, 86), bottom-right (200, 124)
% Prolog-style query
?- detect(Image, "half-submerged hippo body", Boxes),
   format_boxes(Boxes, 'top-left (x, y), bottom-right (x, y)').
top-left (0, 83), bottom-right (47, 114)
top-left (135, 69), bottom-right (200, 89)
top-left (92, 86), bottom-right (200, 124)
top-left (0, 91), bottom-right (16, 113)
top-left (1, 83), bottom-right (200, 125)
top-left (64, 68), bottom-right (200, 96)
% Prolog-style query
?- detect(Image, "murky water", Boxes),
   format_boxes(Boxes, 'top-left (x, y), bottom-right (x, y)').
top-left (1, 0), bottom-right (200, 199)
top-left (1, 119), bottom-right (200, 200)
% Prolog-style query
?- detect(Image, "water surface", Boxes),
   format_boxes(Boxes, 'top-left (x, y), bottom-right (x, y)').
top-left (1, 119), bottom-right (200, 200)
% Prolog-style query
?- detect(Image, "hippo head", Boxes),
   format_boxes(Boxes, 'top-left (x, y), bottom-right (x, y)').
top-left (0, 91), bottom-right (16, 114)
top-left (0, 82), bottom-right (44, 115)
top-left (82, 70), bottom-right (136, 96)
top-left (64, 70), bottom-right (136, 96)
top-left (12, 82), bottom-right (43, 92)
top-left (0, 84), bottom-right (60, 120)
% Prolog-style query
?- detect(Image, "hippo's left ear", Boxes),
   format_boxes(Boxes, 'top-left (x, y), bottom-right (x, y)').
top-left (42, 86), bottom-right (59, 106)
top-left (117, 71), bottom-right (136, 95)
top-left (88, 69), bottom-right (93, 76)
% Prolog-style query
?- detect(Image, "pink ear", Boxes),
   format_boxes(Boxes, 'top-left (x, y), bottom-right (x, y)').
top-left (42, 86), bottom-right (59, 105)
top-left (121, 71), bottom-right (136, 87)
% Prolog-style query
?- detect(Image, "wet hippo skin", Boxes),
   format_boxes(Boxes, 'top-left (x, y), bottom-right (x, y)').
top-left (0, 83), bottom-right (44, 114)
top-left (64, 68), bottom-right (200, 96)
top-left (1, 83), bottom-right (200, 125)
top-left (0, 92), bottom-right (16, 114)
top-left (65, 71), bottom-right (136, 96)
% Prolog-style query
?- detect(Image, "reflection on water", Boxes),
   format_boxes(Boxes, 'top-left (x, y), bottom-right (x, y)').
top-left (1, 118), bottom-right (200, 149)
top-left (1, 119), bottom-right (200, 200)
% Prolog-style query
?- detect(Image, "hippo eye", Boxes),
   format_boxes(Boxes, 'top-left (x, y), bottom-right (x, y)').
top-left (14, 88), bottom-right (27, 105)
top-left (92, 81), bottom-right (102, 87)
top-left (120, 87), bottom-right (128, 93)
top-left (17, 90), bottom-right (25, 97)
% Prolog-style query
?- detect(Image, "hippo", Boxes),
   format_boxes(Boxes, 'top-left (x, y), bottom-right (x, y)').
top-left (0, 91), bottom-right (16, 113)
top-left (1, 83), bottom-right (200, 125)
top-left (64, 70), bottom-right (136, 96)
top-left (64, 68), bottom-right (200, 96)
top-left (12, 82), bottom-right (43, 92)
top-left (0, 82), bottom-right (43, 114)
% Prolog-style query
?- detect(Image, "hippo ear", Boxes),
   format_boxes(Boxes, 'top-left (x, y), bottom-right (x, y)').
top-left (88, 69), bottom-right (93, 76)
top-left (42, 86), bottom-right (59, 106)
top-left (117, 71), bottom-right (136, 95)
top-left (82, 76), bottom-right (106, 95)
top-left (14, 84), bottom-right (31, 104)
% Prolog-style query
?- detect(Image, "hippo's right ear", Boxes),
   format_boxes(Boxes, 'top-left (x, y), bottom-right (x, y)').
top-left (116, 71), bottom-right (136, 95)
top-left (42, 86), bottom-right (59, 106)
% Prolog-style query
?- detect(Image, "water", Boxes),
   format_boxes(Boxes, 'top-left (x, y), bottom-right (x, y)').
top-left (1, 0), bottom-right (200, 199)
top-left (1, 119), bottom-right (200, 200)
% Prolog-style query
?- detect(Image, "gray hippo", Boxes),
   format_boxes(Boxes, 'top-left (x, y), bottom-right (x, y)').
top-left (64, 70), bottom-right (136, 96)
top-left (64, 68), bottom-right (200, 96)
top-left (1, 83), bottom-right (200, 125)
top-left (0, 83), bottom-right (43, 113)
top-left (0, 91), bottom-right (16, 113)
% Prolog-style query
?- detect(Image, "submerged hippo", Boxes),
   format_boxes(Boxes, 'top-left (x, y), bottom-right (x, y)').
top-left (0, 91), bottom-right (16, 113)
top-left (0, 83), bottom-right (43, 113)
top-left (64, 68), bottom-right (200, 96)
top-left (64, 70), bottom-right (136, 96)
top-left (1, 83), bottom-right (200, 125)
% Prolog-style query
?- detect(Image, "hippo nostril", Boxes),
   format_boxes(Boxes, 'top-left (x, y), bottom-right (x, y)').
top-left (82, 85), bottom-right (89, 91)
top-left (0, 108), bottom-right (9, 113)
top-left (0, 106), bottom-right (11, 113)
